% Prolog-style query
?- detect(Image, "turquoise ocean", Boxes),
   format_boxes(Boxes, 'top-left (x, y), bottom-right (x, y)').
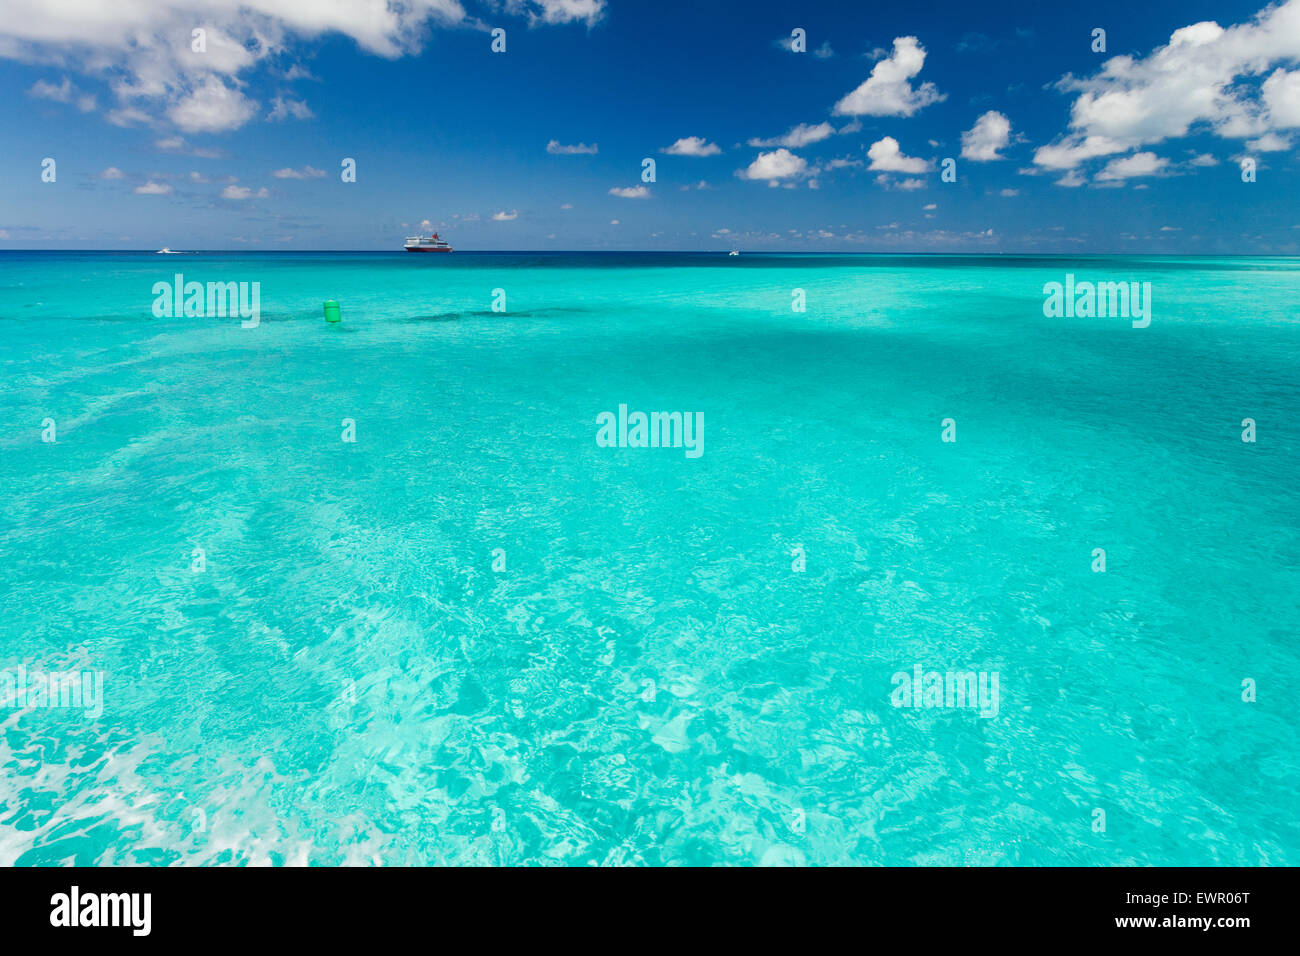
top-left (1, 251), bottom-right (1297, 866)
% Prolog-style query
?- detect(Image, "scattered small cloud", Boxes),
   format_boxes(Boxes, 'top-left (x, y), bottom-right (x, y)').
top-left (28, 77), bottom-right (95, 112)
top-left (548, 139), bottom-right (598, 155)
top-left (955, 32), bottom-right (998, 54)
top-left (748, 122), bottom-right (835, 149)
top-left (609, 185), bottom-right (651, 198)
top-left (955, 30), bottom-right (1032, 55)
top-left (134, 181), bottom-right (173, 195)
top-left (661, 136), bottom-right (721, 156)
top-left (154, 137), bottom-right (223, 159)
top-left (99, 166), bottom-right (125, 180)
top-left (1095, 151), bottom-right (1169, 181)
top-left (105, 106), bottom-right (153, 128)
top-left (1247, 132), bottom-right (1291, 152)
top-left (272, 165), bottom-right (327, 179)
top-left (221, 184), bottom-right (269, 199)
top-left (267, 96), bottom-right (313, 122)
top-left (492, 209), bottom-right (519, 220)
top-left (873, 174), bottom-right (926, 190)
top-left (28, 77), bottom-right (71, 101)
top-left (527, 0), bottom-right (606, 27)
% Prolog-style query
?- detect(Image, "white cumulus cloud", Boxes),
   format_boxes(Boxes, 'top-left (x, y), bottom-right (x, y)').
top-left (1034, 1), bottom-right (1300, 171)
top-left (0, 1), bottom-right (593, 134)
top-left (867, 136), bottom-right (932, 173)
top-left (1095, 151), bottom-right (1169, 180)
top-left (738, 148), bottom-right (809, 181)
top-left (833, 36), bottom-right (946, 117)
top-left (169, 76), bottom-right (258, 133)
top-left (608, 185), bottom-right (651, 198)
top-left (1262, 67), bottom-right (1300, 127)
top-left (961, 111), bottom-right (1012, 161)
top-left (661, 136), bottom-right (721, 156)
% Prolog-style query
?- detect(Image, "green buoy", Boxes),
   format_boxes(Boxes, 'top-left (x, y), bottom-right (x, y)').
top-left (323, 300), bottom-right (341, 323)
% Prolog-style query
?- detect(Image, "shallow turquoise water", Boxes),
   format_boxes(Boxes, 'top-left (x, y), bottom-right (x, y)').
top-left (1, 251), bottom-right (1297, 866)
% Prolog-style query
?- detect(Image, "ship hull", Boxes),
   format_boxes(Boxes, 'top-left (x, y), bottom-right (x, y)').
top-left (404, 246), bottom-right (453, 253)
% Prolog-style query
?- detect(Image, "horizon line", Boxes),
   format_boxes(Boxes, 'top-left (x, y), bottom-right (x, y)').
top-left (2, 249), bottom-right (1298, 258)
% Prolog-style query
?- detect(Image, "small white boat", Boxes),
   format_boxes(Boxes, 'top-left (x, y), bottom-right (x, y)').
top-left (155, 247), bottom-right (182, 254)
top-left (728, 250), bottom-right (739, 256)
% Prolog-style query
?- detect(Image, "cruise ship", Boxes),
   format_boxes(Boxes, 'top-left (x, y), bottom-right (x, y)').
top-left (404, 232), bottom-right (453, 253)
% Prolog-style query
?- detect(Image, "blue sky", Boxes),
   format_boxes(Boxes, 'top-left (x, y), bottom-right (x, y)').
top-left (1, 0), bottom-right (1297, 252)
